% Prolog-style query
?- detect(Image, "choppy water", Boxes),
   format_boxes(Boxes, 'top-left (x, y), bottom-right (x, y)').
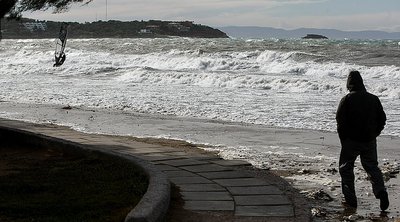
top-left (1, 38), bottom-right (400, 136)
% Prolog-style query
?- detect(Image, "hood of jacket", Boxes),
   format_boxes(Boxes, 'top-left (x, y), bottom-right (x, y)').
top-left (347, 71), bottom-right (366, 92)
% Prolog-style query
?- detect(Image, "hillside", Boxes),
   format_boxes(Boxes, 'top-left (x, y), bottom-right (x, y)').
top-left (0, 18), bottom-right (228, 39)
top-left (219, 26), bottom-right (400, 40)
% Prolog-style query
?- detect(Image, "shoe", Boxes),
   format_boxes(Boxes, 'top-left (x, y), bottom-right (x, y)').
top-left (342, 195), bottom-right (357, 209)
top-left (342, 201), bottom-right (357, 215)
top-left (379, 191), bottom-right (389, 211)
top-left (342, 200), bottom-right (357, 209)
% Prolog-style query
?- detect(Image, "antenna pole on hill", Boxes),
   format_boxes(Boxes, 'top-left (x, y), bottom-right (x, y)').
top-left (105, 0), bottom-right (108, 21)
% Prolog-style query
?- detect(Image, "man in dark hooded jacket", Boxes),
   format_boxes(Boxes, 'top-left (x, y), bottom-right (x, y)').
top-left (336, 70), bottom-right (388, 211)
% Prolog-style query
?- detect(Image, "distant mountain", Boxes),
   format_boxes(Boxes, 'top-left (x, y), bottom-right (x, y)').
top-left (218, 26), bottom-right (400, 40)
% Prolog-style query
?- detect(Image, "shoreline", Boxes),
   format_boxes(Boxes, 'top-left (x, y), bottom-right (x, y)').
top-left (1, 102), bottom-right (400, 221)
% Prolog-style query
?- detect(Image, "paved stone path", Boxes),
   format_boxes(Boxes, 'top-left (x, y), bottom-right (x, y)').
top-left (0, 119), bottom-right (297, 220)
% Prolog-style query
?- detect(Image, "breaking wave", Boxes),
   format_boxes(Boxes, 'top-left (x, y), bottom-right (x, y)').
top-left (1, 38), bottom-right (399, 136)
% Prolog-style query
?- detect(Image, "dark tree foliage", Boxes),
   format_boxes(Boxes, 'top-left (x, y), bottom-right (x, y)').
top-left (0, 0), bottom-right (17, 18)
top-left (0, 0), bottom-right (91, 19)
top-left (0, 0), bottom-right (90, 40)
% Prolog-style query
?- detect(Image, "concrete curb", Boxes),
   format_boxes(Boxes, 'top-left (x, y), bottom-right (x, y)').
top-left (110, 151), bottom-right (170, 222)
top-left (0, 125), bottom-right (170, 222)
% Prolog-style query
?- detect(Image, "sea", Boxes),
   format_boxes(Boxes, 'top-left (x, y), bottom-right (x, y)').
top-left (1, 37), bottom-right (400, 220)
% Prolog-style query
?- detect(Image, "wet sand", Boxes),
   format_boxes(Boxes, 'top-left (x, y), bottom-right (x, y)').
top-left (1, 101), bottom-right (400, 221)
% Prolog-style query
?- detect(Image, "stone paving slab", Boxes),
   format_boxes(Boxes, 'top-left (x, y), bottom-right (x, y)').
top-left (178, 184), bottom-right (226, 192)
top-left (213, 178), bottom-right (270, 187)
top-left (227, 186), bottom-right (283, 195)
top-left (190, 156), bottom-right (222, 161)
top-left (210, 159), bottom-right (251, 166)
top-left (139, 154), bottom-right (184, 162)
top-left (180, 164), bottom-right (230, 173)
top-left (155, 164), bottom-right (180, 171)
top-left (234, 195), bottom-right (290, 206)
top-left (118, 148), bottom-right (165, 155)
top-left (183, 200), bottom-right (234, 211)
top-left (169, 176), bottom-right (213, 184)
top-left (163, 151), bottom-right (189, 156)
top-left (181, 192), bottom-right (232, 201)
top-left (235, 205), bottom-right (294, 217)
top-left (164, 170), bottom-right (198, 178)
top-left (199, 171), bottom-right (252, 179)
top-left (157, 159), bottom-right (208, 167)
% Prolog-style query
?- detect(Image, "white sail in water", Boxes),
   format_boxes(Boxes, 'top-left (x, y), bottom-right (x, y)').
top-left (54, 23), bottom-right (68, 67)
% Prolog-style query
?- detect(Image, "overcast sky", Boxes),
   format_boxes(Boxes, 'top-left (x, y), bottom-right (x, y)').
top-left (25, 0), bottom-right (400, 32)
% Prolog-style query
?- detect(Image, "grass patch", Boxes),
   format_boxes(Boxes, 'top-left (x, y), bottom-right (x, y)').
top-left (0, 146), bottom-right (148, 222)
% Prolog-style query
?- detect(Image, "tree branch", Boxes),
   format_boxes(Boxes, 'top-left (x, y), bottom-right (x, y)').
top-left (1, 0), bottom-right (92, 19)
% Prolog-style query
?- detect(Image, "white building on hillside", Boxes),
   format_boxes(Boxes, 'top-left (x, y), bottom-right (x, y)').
top-left (23, 22), bottom-right (47, 32)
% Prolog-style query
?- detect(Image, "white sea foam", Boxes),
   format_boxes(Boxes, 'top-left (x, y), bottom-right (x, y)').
top-left (0, 38), bottom-right (399, 136)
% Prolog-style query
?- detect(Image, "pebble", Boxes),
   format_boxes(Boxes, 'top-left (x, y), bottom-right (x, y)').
top-left (311, 207), bottom-right (327, 217)
top-left (326, 168), bottom-right (338, 174)
top-left (344, 214), bottom-right (363, 221)
top-left (298, 168), bottom-right (311, 174)
top-left (303, 189), bottom-right (334, 201)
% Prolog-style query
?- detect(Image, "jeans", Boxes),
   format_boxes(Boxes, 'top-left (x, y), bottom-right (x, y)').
top-left (339, 139), bottom-right (386, 204)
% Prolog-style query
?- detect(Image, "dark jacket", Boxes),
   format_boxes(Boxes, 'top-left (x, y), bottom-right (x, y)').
top-left (336, 71), bottom-right (386, 142)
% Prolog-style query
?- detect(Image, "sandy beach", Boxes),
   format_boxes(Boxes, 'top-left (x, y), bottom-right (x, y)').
top-left (1, 101), bottom-right (399, 221)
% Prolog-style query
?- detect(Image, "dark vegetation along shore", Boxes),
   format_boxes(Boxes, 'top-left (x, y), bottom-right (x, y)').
top-left (0, 18), bottom-right (229, 39)
top-left (0, 143), bottom-right (148, 222)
